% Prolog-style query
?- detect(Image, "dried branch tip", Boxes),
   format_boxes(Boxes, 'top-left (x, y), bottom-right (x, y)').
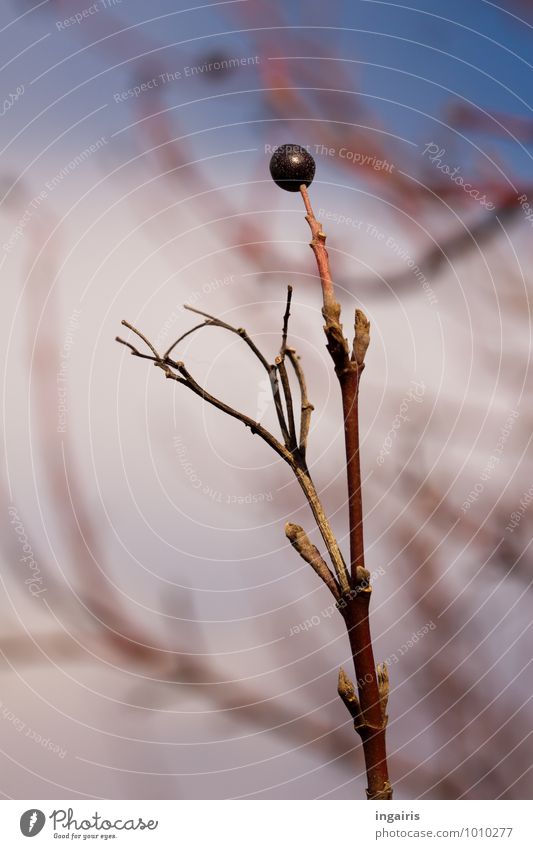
top-left (285, 523), bottom-right (340, 600)
top-left (353, 309), bottom-right (370, 366)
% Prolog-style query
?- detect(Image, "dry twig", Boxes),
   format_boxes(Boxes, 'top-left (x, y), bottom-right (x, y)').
top-left (116, 301), bottom-right (349, 597)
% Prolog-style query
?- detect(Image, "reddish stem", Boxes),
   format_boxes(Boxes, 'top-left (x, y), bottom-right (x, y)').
top-left (300, 183), bottom-right (392, 800)
top-left (343, 594), bottom-right (391, 799)
top-left (339, 367), bottom-right (365, 576)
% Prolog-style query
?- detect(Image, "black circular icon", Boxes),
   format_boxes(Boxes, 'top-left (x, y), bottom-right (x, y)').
top-left (20, 809), bottom-right (46, 837)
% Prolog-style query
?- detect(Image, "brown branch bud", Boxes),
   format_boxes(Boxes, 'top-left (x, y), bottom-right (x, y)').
top-left (323, 304), bottom-right (351, 373)
top-left (338, 662), bottom-right (389, 736)
top-left (338, 666), bottom-right (364, 730)
top-left (285, 523), bottom-right (340, 600)
top-left (353, 309), bottom-right (370, 366)
top-left (354, 565), bottom-right (372, 592)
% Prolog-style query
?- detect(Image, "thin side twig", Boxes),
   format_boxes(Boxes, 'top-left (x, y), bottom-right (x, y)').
top-left (281, 284), bottom-right (293, 351)
top-left (276, 286), bottom-right (298, 451)
top-left (156, 360), bottom-right (293, 465)
top-left (285, 523), bottom-right (340, 600)
top-left (175, 304), bottom-right (292, 448)
top-left (121, 319), bottom-right (161, 360)
top-left (276, 354), bottom-right (297, 451)
top-left (285, 347), bottom-right (314, 455)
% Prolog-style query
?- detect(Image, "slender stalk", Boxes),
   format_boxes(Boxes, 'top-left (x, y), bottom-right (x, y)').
top-left (300, 184), bottom-right (392, 800)
top-left (342, 594), bottom-right (391, 799)
top-left (293, 464), bottom-right (351, 596)
top-left (339, 366), bottom-right (365, 574)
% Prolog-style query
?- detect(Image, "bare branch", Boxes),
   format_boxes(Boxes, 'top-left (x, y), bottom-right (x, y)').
top-left (116, 336), bottom-right (159, 362)
top-left (176, 304), bottom-right (292, 448)
top-left (267, 366), bottom-right (292, 448)
top-left (154, 354), bottom-right (349, 593)
top-left (116, 318), bottom-right (350, 595)
top-left (275, 285), bottom-right (299, 451)
top-left (153, 360), bottom-right (294, 466)
top-left (163, 321), bottom-right (214, 359)
top-left (281, 284), bottom-right (293, 351)
top-left (285, 347), bottom-right (314, 455)
top-left (293, 466), bottom-right (351, 595)
top-left (121, 320), bottom-right (161, 361)
top-left (179, 305), bottom-right (271, 370)
top-left (276, 355), bottom-right (297, 451)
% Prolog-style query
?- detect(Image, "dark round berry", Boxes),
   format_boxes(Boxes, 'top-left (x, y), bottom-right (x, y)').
top-left (269, 143), bottom-right (315, 192)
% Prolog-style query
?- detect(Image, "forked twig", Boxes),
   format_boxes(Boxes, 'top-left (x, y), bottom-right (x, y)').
top-left (116, 304), bottom-right (349, 597)
top-left (174, 303), bottom-right (292, 449)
